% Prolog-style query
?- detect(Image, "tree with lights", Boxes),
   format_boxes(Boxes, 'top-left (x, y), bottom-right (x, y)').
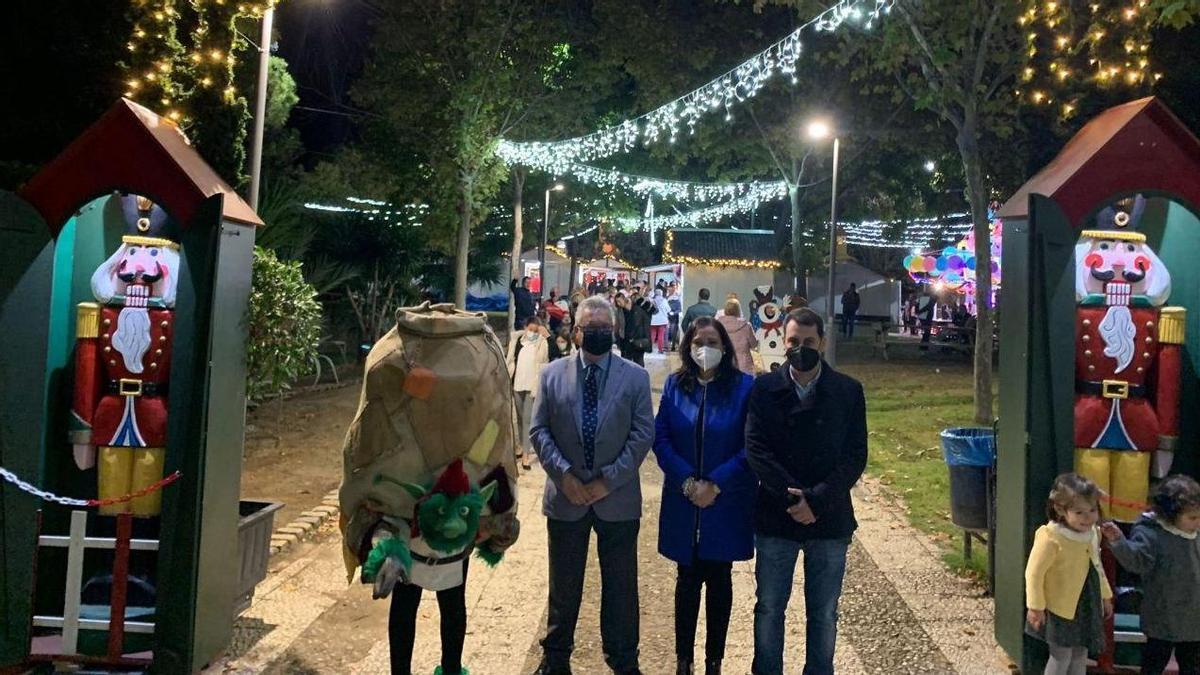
top-left (352, 1), bottom-right (606, 309)
top-left (119, 1), bottom-right (276, 183)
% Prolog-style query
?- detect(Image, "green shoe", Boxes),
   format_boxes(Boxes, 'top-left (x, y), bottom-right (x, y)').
top-left (433, 667), bottom-right (469, 675)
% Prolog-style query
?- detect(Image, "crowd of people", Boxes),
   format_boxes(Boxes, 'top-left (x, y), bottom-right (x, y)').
top-left (504, 289), bottom-right (867, 675)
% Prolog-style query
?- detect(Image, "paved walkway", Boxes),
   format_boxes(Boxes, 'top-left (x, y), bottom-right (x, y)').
top-left (211, 354), bottom-right (1011, 674)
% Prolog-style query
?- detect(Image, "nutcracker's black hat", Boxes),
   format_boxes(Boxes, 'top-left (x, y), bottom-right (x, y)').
top-left (119, 192), bottom-right (180, 250)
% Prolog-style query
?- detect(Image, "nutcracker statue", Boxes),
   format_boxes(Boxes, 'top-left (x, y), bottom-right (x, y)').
top-left (1074, 194), bottom-right (1185, 522)
top-left (69, 193), bottom-right (179, 517)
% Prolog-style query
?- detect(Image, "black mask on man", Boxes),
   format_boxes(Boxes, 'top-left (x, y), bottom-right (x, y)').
top-left (786, 345), bottom-right (821, 372)
top-left (581, 327), bottom-right (614, 356)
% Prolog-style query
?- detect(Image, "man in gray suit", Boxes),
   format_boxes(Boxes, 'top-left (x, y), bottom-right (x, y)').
top-left (531, 296), bottom-right (654, 675)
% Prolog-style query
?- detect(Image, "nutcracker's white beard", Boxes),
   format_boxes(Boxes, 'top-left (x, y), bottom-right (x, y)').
top-left (1099, 305), bottom-right (1137, 374)
top-left (112, 308), bottom-right (151, 374)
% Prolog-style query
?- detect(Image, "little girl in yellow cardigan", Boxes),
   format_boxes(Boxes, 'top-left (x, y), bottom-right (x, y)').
top-left (1025, 473), bottom-right (1114, 675)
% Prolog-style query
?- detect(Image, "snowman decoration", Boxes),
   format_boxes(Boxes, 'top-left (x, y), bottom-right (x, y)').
top-left (750, 285), bottom-right (787, 371)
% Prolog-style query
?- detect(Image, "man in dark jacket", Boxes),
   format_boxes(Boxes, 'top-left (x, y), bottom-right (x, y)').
top-left (681, 288), bottom-right (717, 335)
top-left (511, 276), bottom-right (536, 329)
top-left (744, 307), bottom-right (868, 675)
top-left (840, 283), bottom-right (861, 339)
top-left (620, 294), bottom-right (652, 366)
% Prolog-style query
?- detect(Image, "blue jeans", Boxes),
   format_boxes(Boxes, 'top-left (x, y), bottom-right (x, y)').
top-left (752, 535), bottom-right (851, 675)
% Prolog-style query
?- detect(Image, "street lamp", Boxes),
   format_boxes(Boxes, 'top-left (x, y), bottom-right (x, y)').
top-left (807, 119), bottom-right (840, 366)
top-left (539, 183), bottom-right (566, 300)
top-left (247, 2), bottom-right (276, 211)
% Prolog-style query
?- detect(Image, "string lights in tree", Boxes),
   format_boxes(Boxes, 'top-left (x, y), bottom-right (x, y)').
top-left (119, 0), bottom-right (280, 179)
top-left (122, 0), bottom-right (186, 120)
top-left (532, 160), bottom-right (790, 203)
top-left (498, 0), bottom-right (895, 171)
top-left (1017, 0), bottom-right (1157, 117)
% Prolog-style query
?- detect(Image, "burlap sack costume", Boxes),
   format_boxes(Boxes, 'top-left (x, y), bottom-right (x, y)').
top-left (339, 303), bottom-right (520, 581)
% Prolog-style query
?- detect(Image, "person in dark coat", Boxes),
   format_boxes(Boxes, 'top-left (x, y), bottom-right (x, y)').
top-left (839, 283), bottom-right (860, 339)
top-left (682, 288), bottom-right (717, 335)
top-left (745, 307), bottom-right (868, 675)
top-left (654, 316), bottom-right (756, 675)
top-left (621, 294), bottom-right (653, 367)
top-left (511, 276), bottom-right (536, 329)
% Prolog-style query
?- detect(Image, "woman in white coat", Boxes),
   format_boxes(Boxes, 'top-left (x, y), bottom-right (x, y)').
top-left (651, 287), bottom-right (672, 354)
top-left (507, 316), bottom-right (549, 470)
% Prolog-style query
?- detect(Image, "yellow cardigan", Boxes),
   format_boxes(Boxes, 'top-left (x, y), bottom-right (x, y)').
top-left (1025, 523), bottom-right (1113, 620)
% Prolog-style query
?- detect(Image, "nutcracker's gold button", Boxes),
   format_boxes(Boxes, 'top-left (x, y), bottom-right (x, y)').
top-left (1088, 365), bottom-right (1096, 372)
top-left (1144, 352), bottom-right (1152, 359)
top-left (103, 346), bottom-right (111, 353)
top-left (1147, 321), bottom-right (1155, 329)
top-left (103, 319), bottom-right (111, 326)
top-left (1083, 319), bottom-right (1092, 327)
top-left (161, 321), bottom-right (168, 329)
top-left (1146, 336), bottom-right (1153, 344)
top-left (155, 349), bottom-right (163, 356)
top-left (1085, 350), bottom-right (1093, 358)
top-left (1138, 367), bottom-right (1145, 374)
top-left (1082, 335), bottom-right (1090, 343)
top-left (102, 334), bottom-right (109, 341)
top-left (159, 336), bottom-right (167, 343)
top-left (150, 362), bottom-right (157, 369)
top-left (109, 360), bottom-right (116, 367)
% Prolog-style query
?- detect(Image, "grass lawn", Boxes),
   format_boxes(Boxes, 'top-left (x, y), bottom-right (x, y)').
top-left (841, 357), bottom-right (992, 579)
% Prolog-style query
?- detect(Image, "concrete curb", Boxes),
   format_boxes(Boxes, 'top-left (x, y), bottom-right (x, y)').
top-left (268, 488), bottom-right (340, 557)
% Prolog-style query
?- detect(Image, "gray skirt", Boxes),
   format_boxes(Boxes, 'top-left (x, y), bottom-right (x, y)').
top-left (1025, 566), bottom-right (1105, 654)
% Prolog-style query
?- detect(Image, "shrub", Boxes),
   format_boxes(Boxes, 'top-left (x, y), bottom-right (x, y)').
top-left (246, 246), bottom-right (322, 400)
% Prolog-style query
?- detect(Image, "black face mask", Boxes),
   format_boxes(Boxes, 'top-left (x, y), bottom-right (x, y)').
top-left (581, 327), bottom-right (614, 356)
top-left (786, 345), bottom-right (821, 372)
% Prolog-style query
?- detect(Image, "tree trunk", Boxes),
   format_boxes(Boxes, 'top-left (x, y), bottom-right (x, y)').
top-left (789, 159), bottom-right (808, 298)
top-left (455, 175), bottom-right (473, 310)
top-left (508, 168), bottom-right (526, 342)
top-left (955, 110), bottom-right (995, 425)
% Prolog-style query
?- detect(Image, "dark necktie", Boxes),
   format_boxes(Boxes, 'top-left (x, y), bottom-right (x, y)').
top-left (582, 364), bottom-right (599, 470)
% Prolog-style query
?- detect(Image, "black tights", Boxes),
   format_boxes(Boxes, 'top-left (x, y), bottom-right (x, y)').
top-left (388, 560), bottom-right (469, 675)
top-left (1143, 638), bottom-right (1200, 675)
top-left (674, 560), bottom-right (733, 662)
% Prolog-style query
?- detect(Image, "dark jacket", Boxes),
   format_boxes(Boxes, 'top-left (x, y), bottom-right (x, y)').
top-left (654, 372), bottom-right (757, 563)
top-left (510, 278), bottom-right (535, 322)
top-left (681, 300), bottom-right (717, 334)
top-left (622, 301), bottom-right (652, 355)
top-left (1109, 515), bottom-right (1200, 642)
top-left (841, 290), bottom-right (860, 313)
top-left (745, 362), bottom-right (868, 542)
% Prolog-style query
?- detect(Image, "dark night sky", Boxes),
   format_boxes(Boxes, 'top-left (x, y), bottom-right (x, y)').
top-left (274, 0), bottom-right (376, 162)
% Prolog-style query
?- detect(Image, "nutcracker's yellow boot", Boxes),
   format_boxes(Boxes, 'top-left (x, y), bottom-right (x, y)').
top-left (98, 447), bottom-right (133, 516)
top-left (130, 447), bottom-right (166, 517)
top-left (1110, 451), bottom-right (1151, 523)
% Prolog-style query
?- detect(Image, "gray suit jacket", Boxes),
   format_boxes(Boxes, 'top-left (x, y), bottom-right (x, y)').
top-left (531, 353), bottom-right (654, 522)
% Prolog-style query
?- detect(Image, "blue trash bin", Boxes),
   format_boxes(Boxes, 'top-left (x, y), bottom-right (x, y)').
top-left (941, 427), bottom-right (996, 530)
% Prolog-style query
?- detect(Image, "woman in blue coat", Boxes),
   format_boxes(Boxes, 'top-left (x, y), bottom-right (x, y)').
top-left (654, 316), bottom-right (757, 675)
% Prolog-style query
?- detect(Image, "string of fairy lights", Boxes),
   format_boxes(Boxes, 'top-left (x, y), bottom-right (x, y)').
top-left (1017, 0), bottom-right (1157, 116)
top-left (122, 0), bottom-right (277, 124)
top-left (544, 161), bottom-right (790, 204)
top-left (497, 0), bottom-right (895, 172)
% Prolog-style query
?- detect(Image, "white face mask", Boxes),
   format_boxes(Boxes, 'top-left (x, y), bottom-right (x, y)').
top-left (692, 345), bottom-right (723, 372)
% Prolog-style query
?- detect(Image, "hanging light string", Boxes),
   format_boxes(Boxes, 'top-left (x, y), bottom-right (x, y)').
top-left (498, 0), bottom-right (894, 172)
top-left (542, 160), bottom-right (789, 203)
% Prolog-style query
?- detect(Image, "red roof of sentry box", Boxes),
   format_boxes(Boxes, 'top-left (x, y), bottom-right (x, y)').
top-left (17, 98), bottom-right (263, 235)
top-left (998, 96), bottom-right (1200, 228)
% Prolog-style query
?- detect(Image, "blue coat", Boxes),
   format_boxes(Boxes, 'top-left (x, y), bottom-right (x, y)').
top-left (654, 371), bottom-right (757, 563)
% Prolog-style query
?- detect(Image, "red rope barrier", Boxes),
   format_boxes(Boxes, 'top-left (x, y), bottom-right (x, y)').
top-left (85, 470), bottom-right (183, 508)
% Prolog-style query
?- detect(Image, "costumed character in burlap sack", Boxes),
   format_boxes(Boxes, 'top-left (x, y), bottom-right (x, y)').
top-left (339, 303), bottom-right (520, 675)
top-left (1073, 195), bottom-right (1185, 523)
top-left (70, 194), bottom-right (179, 517)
